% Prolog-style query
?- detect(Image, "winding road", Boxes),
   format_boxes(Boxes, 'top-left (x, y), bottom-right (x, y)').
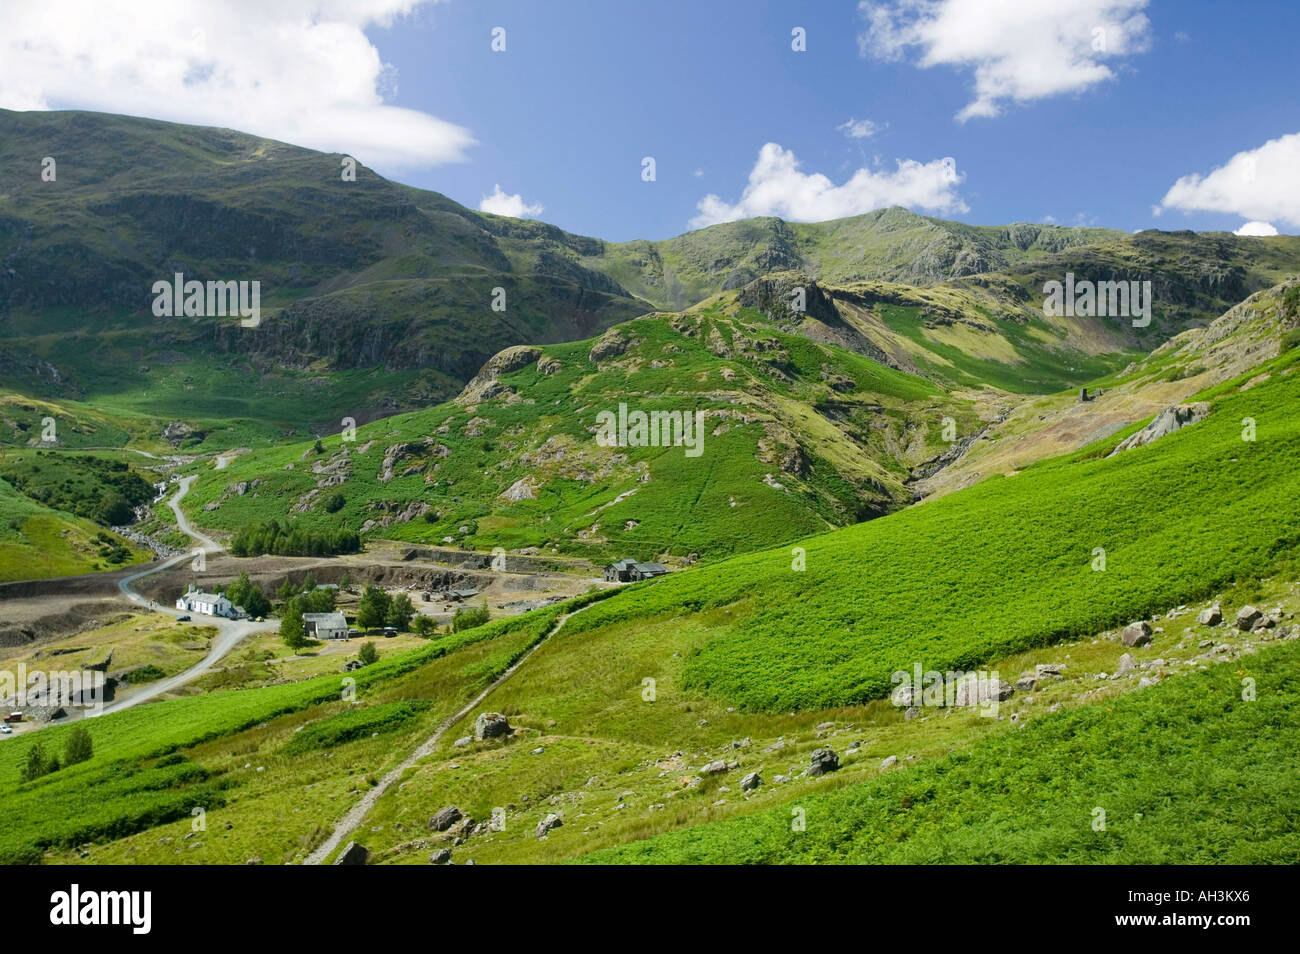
top-left (97, 473), bottom-right (275, 715)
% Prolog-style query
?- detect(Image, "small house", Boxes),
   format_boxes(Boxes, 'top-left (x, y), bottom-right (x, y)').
top-left (175, 585), bottom-right (239, 619)
top-left (604, 558), bottom-right (638, 582)
top-left (303, 611), bottom-right (349, 640)
top-left (605, 559), bottom-right (668, 582)
top-left (630, 562), bottom-right (668, 581)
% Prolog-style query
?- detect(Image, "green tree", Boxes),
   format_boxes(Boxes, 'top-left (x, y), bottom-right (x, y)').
top-left (386, 594), bottom-right (415, 631)
top-left (357, 585), bottom-right (391, 630)
top-left (63, 726), bottom-right (93, 766)
top-left (21, 742), bottom-right (59, 782)
top-left (358, 641), bottom-right (379, 666)
top-left (412, 614), bottom-right (436, 638)
top-left (339, 572), bottom-right (352, 592)
top-left (452, 600), bottom-right (491, 633)
top-left (313, 439), bottom-right (325, 455)
top-left (324, 492), bottom-right (346, 513)
top-left (227, 572), bottom-right (271, 618)
top-left (280, 597), bottom-right (308, 651)
top-left (276, 577), bottom-right (296, 603)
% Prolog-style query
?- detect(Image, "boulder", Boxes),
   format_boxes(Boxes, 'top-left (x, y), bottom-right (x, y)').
top-left (429, 805), bottom-right (462, 832)
top-left (740, 772), bottom-right (762, 792)
top-left (1117, 652), bottom-right (1137, 675)
top-left (1235, 606), bottom-right (1263, 631)
top-left (808, 748), bottom-right (839, 776)
top-left (880, 755), bottom-right (898, 770)
top-left (535, 813), bottom-right (563, 838)
top-left (1197, 604), bottom-right (1222, 626)
top-left (1122, 621), bottom-right (1153, 647)
top-left (474, 711), bottom-right (511, 740)
top-left (1016, 672), bottom-right (1037, 692)
top-left (699, 759), bottom-right (734, 776)
top-left (333, 841), bottom-right (368, 865)
top-left (429, 848), bottom-right (452, 865)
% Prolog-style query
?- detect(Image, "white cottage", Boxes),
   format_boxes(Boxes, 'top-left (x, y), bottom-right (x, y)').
top-left (303, 611), bottom-right (350, 640)
top-left (176, 584), bottom-right (238, 619)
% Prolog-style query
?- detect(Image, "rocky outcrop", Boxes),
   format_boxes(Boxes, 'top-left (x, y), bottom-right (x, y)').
top-left (1109, 404), bottom-right (1209, 455)
top-left (474, 711), bottom-right (511, 740)
top-left (455, 345), bottom-right (542, 405)
top-left (1122, 621), bottom-right (1153, 647)
top-left (808, 748), bottom-right (839, 776)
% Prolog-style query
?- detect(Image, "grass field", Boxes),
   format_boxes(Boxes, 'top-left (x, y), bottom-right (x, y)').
top-left (551, 348), bottom-right (1300, 711)
top-left (584, 638), bottom-right (1300, 864)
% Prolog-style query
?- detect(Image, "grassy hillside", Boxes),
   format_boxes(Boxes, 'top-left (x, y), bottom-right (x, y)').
top-left (0, 109), bottom-right (649, 437)
top-left (0, 477), bottom-right (150, 581)
top-left (4, 110), bottom-right (1297, 448)
top-left (585, 638), bottom-right (1300, 864)
top-left (0, 599), bottom-right (597, 864)
top-left (557, 341), bottom-right (1300, 710)
top-left (182, 304), bottom-right (980, 563)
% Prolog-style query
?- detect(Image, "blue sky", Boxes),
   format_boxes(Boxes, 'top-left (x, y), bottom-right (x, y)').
top-left (5, 1), bottom-right (1299, 241)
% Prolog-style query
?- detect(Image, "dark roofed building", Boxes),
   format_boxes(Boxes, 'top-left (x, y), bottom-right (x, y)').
top-left (605, 559), bottom-right (667, 582)
top-left (604, 558), bottom-right (638, 582)
top-left (630, 562), bottom-right (667, 581)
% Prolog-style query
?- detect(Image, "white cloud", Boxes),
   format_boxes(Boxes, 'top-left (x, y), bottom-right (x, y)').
top-left (1234, 221), bottom-right (1279, 237)
top-left (479, 184), bottom-right (544, 218)
top-left (0, 0), bottom-right (474, 171)
top-left (1157, 133), bottom-right (1300, 229)
top-left (858, 0), bottom-right (1152, 121)
top-left (838, 117), bottom-right (880, 139)
top-left (690, 142), bottom-right (966, 228)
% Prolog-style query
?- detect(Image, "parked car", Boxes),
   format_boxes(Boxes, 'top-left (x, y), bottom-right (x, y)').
top-left (177, 615), bottom-right (191, 622)
top-left (4, 712), bottom-right (22, 724)
top-left (0, 724), bottom-right (12, 734)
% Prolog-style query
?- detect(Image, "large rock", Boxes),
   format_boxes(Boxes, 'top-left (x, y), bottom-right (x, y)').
top-left (951, 676), bottom-right (1014, 706)
top-left (699, 759), bottom-right (734, 776)
top-left (1197, 604), bottom-right (1222, 626)
top-left (429, 805), bottom-right (462, 831)
top-left (1122, 621), bottom-right (1153, 647)
top-left (334, 841), bottom-right (368, 865)
top-left (429, 848), bottom-right (452, 865)
top-left (740, 772), bottom-right (762, 792)
top-left (1235, 606), bottom-right (1263, 631)
top-left (474, 712), bottom-right (511, 740)
top-left (535, 813), bottom-right (563, 838)
top-left (588, 330), bottom-right (630, 363)
top-left (454, 345), bottom-right (542, 405)
top-left (1117, 652), bottom-right (1137, 674)
top-left (808, 748), bottom-right (839, 776)
top-left (1109, 403), bottom-right (1209, 455)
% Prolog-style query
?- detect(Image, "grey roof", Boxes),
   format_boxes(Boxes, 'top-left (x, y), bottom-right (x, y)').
top-left (303, 612), bottom-right (347, 627)
top-left (633, 563), bottom-right (667, 574)
top-left (609, 558), bottom-right (638, 570)
top-left (185, 591), bottom-right (227, 603)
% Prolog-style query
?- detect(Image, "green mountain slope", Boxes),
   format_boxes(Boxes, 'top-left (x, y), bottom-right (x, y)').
top-left (183, 302), bottom-right (980, 563)
top-left (557, 323), bottom-right (1300, 710)
top-left (5, 110), bottom-right (1298, 448)
top-left (585, 638), bottom-right (1300, 864)
top-left (0, 109), bottom-right (649, 436)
